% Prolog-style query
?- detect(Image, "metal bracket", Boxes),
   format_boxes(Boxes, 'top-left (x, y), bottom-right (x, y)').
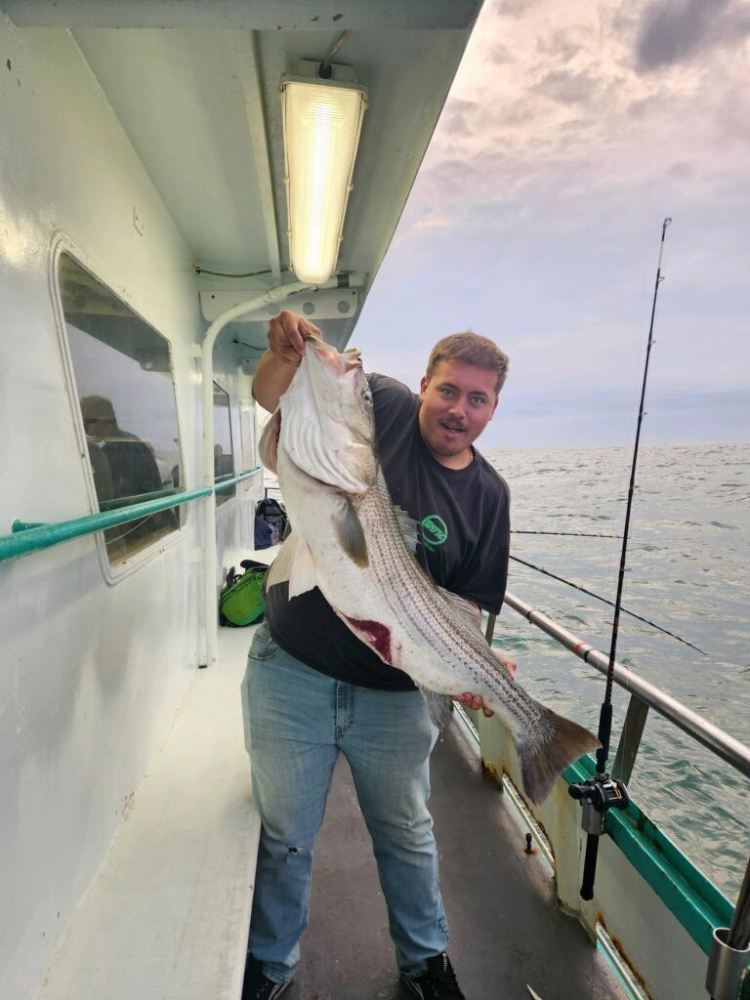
top-left (706, 927), bottom-right (750, 1000)
top-left (612, 694), bottom-right (650, 785)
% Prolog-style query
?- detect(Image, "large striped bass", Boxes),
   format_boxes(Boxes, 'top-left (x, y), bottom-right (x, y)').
top-left (259, 336), bottom-right (598, 804)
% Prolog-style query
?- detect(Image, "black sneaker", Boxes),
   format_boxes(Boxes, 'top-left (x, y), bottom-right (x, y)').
top-left (241, 955), bottom-right (292, 1000)
top-left (400, 953), bottom-right (466, 999)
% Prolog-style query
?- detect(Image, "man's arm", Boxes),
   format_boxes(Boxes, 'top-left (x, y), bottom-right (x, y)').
top-left (252, 310), bottom-right (323, 412)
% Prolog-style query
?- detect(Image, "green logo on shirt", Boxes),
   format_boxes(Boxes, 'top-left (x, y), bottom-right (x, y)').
top-left (421, 514), bottom-right (448, 551)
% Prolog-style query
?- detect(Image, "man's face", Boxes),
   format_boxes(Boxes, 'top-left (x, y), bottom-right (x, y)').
top-left (418, 359), bottom-right (499, 468)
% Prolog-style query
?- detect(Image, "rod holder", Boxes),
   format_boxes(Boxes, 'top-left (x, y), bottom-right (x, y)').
top-left (706, 927), bottom-right (749, 1000)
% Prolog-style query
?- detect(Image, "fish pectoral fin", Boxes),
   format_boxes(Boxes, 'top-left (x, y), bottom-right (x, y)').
top-left (437, 587), bottom-right (483, 633)
top-left (332, 498), bottom-right (369, 567)
top-left (259, 409), bottom-right (281, 474)
top-left (419, 686), bottom-right (455, 731)
top-left (264, 532), bottom-right (319, 599)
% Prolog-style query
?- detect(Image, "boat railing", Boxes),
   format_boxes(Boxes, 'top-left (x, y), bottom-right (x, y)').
top-left (493, 591), bottom-right (750, 783)
top-left (9, 487), bottom-right (744, 783)
top-left (0, 467), bottom-right (262, 563)
top-left (480, 590), bottom-right (750, 994)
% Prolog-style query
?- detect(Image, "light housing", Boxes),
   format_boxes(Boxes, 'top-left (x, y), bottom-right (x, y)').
top-left (281, 74), bottom-right (367, 285)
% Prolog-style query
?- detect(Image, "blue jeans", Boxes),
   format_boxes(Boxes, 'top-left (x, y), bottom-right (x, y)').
top-left (241, 624), bottom-right (448, 984)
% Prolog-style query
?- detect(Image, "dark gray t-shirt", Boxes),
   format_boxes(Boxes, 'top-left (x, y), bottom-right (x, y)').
top-left (266, 373), bottom-right (511, 689)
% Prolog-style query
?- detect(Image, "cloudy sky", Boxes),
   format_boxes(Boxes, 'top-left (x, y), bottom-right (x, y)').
top-left (355, 0), bottom-right (750, 448)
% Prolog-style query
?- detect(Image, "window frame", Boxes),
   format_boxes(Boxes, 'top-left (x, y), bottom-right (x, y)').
top-left (50, 237), bottom-right (186, 584)
top-left (212, 378), bottom-right (237, 508)
top-left (239, 397), bottom-right (257, 474)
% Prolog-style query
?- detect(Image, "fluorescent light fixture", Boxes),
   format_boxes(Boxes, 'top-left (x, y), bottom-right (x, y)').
top-left (281, 76), bottom-right (367, 285)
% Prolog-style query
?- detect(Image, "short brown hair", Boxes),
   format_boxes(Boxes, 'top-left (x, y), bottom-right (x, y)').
top-left (426, 332), bottom-right (509, 394)
top-left (80, 394), bottom-right (117, 423)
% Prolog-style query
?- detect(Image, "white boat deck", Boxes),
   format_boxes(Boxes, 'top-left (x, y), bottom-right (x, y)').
top-left (38, 613), bottom-right (623, 1000)
top-left (39, 627), bottom-right (260, 1000)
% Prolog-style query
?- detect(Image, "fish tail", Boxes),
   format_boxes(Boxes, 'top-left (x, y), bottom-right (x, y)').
top-left (517, 708), bottom-right (600, 806)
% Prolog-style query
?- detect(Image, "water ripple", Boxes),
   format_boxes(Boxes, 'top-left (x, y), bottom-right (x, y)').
top-left (488, 441), bottom-right (750, 899)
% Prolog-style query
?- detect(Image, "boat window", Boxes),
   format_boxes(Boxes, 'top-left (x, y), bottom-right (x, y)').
top-left (58, 253), bottom-right (183, 564)
top-left (239, 399), bottom-right (255, 473)
top-left (213, 381), bottom-right (236, 506)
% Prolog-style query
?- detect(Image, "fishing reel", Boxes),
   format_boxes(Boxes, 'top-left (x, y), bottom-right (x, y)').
top-left (568, 772), bottom-right (630, 836)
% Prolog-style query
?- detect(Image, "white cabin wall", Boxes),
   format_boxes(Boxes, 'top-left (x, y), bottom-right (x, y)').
top-left (0, 20), bottom-right (214, 998)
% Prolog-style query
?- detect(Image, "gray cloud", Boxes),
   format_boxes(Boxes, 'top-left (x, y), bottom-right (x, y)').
top-left (421, 157), bottom-right (477, 200)
top-left (358, 0), bottom-right (750, 449)
top-left (495, 0), bottom-right (531, 18)
top-left (714, 90), bottom-right (750, 145)
top-left (627, 96), bottom-right (654, 120)
top-left (498, 105), bottom-right (533, 126)
top-left (489, 42), bottom-right (514, 64)
top-left (536, 29), bottom-right (582, 63)
top-left (444, 97), bottom-right (478, 115)
top-left (443, 111), bottom-right (473, 137)
top-left (532, 68), bottom-right (601, 106)
top-left (636, 0), bottom-right (750, 70)
top-left (667, 160), bottom-right (694, 178)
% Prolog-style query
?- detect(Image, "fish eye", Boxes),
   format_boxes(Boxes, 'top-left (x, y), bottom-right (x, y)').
top-left (362, 388), bottom-right (372, 403)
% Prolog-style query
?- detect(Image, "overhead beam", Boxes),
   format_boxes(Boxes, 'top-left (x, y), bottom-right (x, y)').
top-left (232, 31), bottom-right (282, 282)
top-left (3, 1), bottom-right (482, 30)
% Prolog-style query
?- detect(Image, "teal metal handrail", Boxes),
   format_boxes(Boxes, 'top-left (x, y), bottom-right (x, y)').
top-left (2, 467), bottom-right (262, 563)
top-left (99, 487), bottom-right (181, 511)
top-left (215, 469), bottom-right (261, 493)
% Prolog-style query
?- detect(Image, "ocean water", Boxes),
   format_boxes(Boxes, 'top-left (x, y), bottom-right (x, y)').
top-left (484, 441), bottom-right (750, 901)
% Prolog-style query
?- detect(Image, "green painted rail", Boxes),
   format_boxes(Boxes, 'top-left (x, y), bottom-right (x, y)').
top-left (563, 755), bottom-right (734, 954)
top-left (2, 467), bottom-right (262, 563)
top-left (215, 468), bottom-right (261, 493)
top-left (99, 487), bottom-right (181, 511)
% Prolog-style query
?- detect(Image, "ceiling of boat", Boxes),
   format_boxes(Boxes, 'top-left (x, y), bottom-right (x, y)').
top-left (3, 1), bottom-right (483, 360)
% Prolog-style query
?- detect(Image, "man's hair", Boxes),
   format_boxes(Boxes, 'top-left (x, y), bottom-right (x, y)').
top-left (426, 332), bottom-right (509, 394)
top-left (80, 394), bottom-right (117, 423)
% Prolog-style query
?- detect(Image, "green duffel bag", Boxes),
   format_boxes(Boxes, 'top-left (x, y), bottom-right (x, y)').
top-left (219, 560), bottom-right (267, 627)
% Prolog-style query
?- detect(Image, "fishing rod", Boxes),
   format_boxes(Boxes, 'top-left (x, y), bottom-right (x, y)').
top-left (568, 217), bottom-right (672, 901)
top-left (512, 529), bottom-right (620, 538)
top-left (510, 553), bottom-right (707, 655)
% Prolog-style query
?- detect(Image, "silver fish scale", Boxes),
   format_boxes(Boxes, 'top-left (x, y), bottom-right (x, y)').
top-left (355, 471), bottom-right (542, 735)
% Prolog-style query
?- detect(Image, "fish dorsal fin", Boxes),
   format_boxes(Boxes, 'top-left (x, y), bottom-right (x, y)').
top-left (394, 505), bottom-right (419, 554)
top-left (438, 587), bottom-right (483, 633)
top-left (332, 497), bottom-right (369, 567)
top-left (265, 532), bottom-right (319, 599)
top-left (258, 409), bottom-right (281, 474)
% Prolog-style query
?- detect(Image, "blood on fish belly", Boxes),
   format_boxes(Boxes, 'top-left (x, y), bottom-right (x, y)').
top-left (341, 615), bottom-right (392, 662)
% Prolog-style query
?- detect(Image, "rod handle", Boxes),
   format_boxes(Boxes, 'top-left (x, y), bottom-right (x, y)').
top-left (580, 833), bottom-right (600, 901)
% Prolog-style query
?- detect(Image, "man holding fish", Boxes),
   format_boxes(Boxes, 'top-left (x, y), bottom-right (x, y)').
top-left (241, 310), bottom-right (596, 999)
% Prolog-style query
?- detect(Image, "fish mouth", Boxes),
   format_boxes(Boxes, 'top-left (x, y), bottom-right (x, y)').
top-left (343, 347), bottom-right (363, 372)
top-left (306, 337), bottom-right (362, 373)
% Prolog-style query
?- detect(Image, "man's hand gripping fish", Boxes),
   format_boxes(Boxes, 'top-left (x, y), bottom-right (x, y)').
top-left (259, 337), bottom-right (599, 805)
